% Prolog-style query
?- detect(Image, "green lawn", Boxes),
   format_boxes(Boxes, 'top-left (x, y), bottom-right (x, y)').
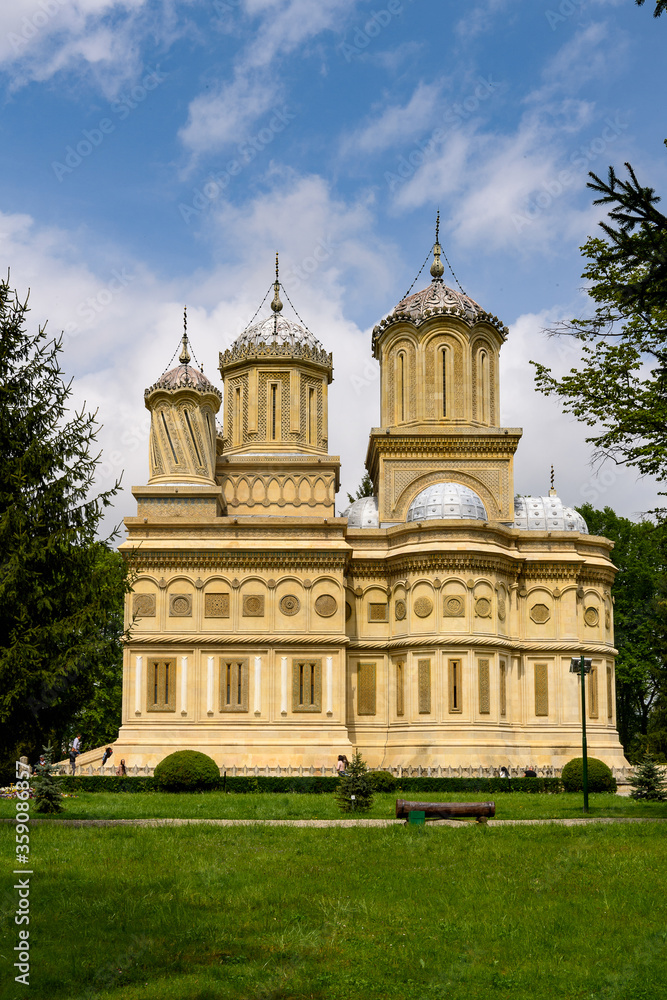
top-left (2, 790), bottom-right (667, 822)
top-left (1, 821), bottom-right (666, 1000)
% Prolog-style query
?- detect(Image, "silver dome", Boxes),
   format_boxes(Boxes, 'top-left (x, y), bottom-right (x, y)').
top-left (233, 315), bottom-right (324, 352)
top-left (406, 482), bottom-right (487, 522)
top-left (344, 495), bottom-right (379, 528)
top-left (513, 496), bottom-right (588, 533)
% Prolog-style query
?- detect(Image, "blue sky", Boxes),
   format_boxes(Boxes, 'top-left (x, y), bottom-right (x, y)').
top-left (1, 0), bottom-right (665, 534)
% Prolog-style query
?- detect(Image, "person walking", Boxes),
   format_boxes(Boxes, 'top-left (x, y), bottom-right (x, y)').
top-left (68, 748), bottom-right (78, 775)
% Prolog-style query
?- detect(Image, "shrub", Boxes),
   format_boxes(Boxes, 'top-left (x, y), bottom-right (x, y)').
top-left (561, 757), bottom-right (616, 793)
top-left (629, 753), bottom-right (667, 801)
top-left (154, 751), bottom-right (219, 792)
top-left (335, 750), bottom-right (374, 813)
top-left (369, 770), bottom-right (398, 793)
top-left (33, 744), bottom-right (63, 814)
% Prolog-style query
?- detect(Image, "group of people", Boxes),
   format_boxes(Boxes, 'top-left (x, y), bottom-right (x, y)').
top-left (498, 766), bottom-right (538, 779)
top-left (64, 738), bottom-right (126, 775)
top-left (336, 754), bottom-right (349, 775)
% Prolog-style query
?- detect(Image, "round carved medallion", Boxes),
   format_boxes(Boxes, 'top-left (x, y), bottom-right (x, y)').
top-left (170, 594), bottom-right (192, 617)
top-left (444, 595), bottom-right (464, 617)
top-left (497, 597), bottom-right (506, 621)
top-left (475, 597), bottom-right (491, 618)
top-left (584, 607), bottom-right (599, 627)
top-left (394, 599), bottom-right (407, 621)
top-left (244, 595), bottom-right (263, 616)
top-left (345, 601), bottom-right (352, 622)
top-left (279, 594), bottom-right (300, 616)
top-left (413, 597), bottom-right (433, 618)
top-left (530, 603), bottom-right (550, 624)
top-left (315, 594), bottom-right (337, 617)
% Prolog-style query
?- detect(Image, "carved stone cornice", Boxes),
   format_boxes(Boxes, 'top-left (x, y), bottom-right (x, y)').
top-left (366, 429), bottom-right (522, 460)
top-left (128, 549), bottom-right (348, 573)
top-left (348, 636), bottom-right (617, 654)
top-left (128, 633), bottom-right (350, 647)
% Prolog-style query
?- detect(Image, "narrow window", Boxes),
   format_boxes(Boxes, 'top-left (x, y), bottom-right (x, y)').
top-left (477, 349), bottom-right (490, 424)
top-left (358, 662), bottom-right (376, 716)
top-left (160, 412), bottom-right (178, 463)
top-left (292, 660), bottom-right (322, 712)
top-left (449, 659), bottom-right (462, 713)
top-left (607, 664), bottom-right (613, 720)
top-left (418, 659), bottom-right (431, 714)
top-left (308, 387), bottom-right (316, 445)
top-left (442, 347), bottom-right (448, 417)
top-left (534, 663), bottom-right (548, 717)
top-left (184, 409), bottom-right (202, 465)
top-left (234, 387), bottom-right (241, 446)
top-left (396, 661), bottom-right (404, 717)
top-left (271, 383), bottom-right (277, 440)
top-left (589, 663), bottom-right (598, 718)
top-left (499, 661), bottom-right (507, 718)
top-left (147, 659), bottom-right (176, 712)
top-left (478, 659), bottom-right (490, 714)
top-left (399, 353), bottom-right (406, 422)
top-left (220, 660), bottom-right (248, 712)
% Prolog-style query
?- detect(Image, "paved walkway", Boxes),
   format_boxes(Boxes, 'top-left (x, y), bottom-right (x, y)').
top-left (3, 816), bottom-right (666, 828)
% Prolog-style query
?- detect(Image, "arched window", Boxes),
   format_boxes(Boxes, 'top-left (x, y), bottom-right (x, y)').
top-left (441, 346), bottom-right (449, 418)
top-left (396, 351), bottom-right (407, 423)
top-left (477, 348), bottom-right (490, 424)
top-left (233, 386), bottom-right (242, 446)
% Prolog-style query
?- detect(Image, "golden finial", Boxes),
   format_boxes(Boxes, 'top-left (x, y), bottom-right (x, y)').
top-left (430, 210), bottom-right (444, 280)
top-left (270, 252), bottom-right (283, 314)
top-left (549, 464), bottom-right (557, 496)
top-left (179, 306), bottom-right (191, 365)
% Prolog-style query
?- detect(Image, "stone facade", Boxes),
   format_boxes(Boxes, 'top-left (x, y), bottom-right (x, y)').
top-left (115, 264), bottom-right (626, 769)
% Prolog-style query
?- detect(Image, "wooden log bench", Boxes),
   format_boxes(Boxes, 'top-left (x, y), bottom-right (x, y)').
top-left (395, 799), bottom-right (495, 824)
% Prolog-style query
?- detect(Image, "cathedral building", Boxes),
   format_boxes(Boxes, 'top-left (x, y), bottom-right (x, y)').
top-left (115, 239), bottom-right (626, 769)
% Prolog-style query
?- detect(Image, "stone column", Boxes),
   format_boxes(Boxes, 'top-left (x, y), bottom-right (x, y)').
top-left (135, 656), bottom-right (143, 715)
top-left (281, 656), bottom-right (288, 715)
top-left (180, 656), bottom-right (188, 716)
top-left (326, 656), bottom-right (333, 716)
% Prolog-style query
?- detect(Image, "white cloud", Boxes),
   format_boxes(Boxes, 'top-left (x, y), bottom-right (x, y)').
top-left (179, 0), bottom-right (361, 156)
top-left (341, 81), bottom-right (444, 157)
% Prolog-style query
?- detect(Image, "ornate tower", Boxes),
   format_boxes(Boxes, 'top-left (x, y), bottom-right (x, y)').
top-left (366, 219), bottom-right (522, 525)
top-left (217, 256), bottom-right (340, 515)
top-left (134, 317), bottom-right (225, 521)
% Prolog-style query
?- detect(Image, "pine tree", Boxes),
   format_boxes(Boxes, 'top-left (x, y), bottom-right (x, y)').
top-left (335, 750), bottom-right (374, 813)
top-left (0, 277), bottom-right (127, 780)
top-left (629, 752), bottom-right (667, 801)
top-left (346, 472), bottom-right (374, 505)
top-left (33, 744), bottom-right (63, 814)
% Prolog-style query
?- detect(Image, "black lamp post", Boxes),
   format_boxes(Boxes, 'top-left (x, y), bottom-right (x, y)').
top-left (570, 655), bottom-right (592, 813)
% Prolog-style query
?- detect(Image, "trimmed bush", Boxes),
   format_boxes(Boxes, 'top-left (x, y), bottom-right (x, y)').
top-left (561, 757), bottom-right (616, 793)
top-left (154, 751), bottom-right (219, 792)
top-left (369, 770), bottom-right (398, 793)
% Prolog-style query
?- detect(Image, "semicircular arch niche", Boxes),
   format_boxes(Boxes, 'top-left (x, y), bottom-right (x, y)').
top-left (394, 470), bottom-right (501, 523)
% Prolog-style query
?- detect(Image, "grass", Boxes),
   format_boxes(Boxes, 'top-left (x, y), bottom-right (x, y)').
top-left (2, 790), bottom-right (667, 822)
top-left (1, 821), bottom-right (666, 1000)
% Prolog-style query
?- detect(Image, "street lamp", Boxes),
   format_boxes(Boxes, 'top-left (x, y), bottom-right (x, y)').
top-left (570, 655), bottom-right (592, 813)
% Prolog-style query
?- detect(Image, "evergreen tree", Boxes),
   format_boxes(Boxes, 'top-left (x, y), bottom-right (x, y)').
top-left (335, 750), bottom-right (374, 814)
top-left (629, 752), bottom-right (667, 801)
top-left (532, 145), bottom-right (667, 496)
top-left (0, 277), bottom-right (127, 780)
top-left (636, 0), bottom-right (667, 17)
top-left (346, 472), bottom-right (374, 505)
top-left (33, 744), bottom-right (63, 814)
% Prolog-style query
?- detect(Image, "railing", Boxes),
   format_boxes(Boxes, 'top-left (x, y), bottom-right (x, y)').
top-left (52, 763), bottom-right (638, 780)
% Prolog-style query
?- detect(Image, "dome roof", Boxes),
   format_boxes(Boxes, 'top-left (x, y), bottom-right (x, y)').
top-left (234, 315), bottom-right (324, 352)
top-left (513, 496), bottom-right (588, 533)
top-left (372, 279), bottom-right (508, 353)
top-left (407, 482), bottom-right (487, 523)
top-left (344, 495), bottom-right (379, 528)
top-left (145, 364), bottom-right (221, 400)
top-left (220, 314), bottom-right (332, 371)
